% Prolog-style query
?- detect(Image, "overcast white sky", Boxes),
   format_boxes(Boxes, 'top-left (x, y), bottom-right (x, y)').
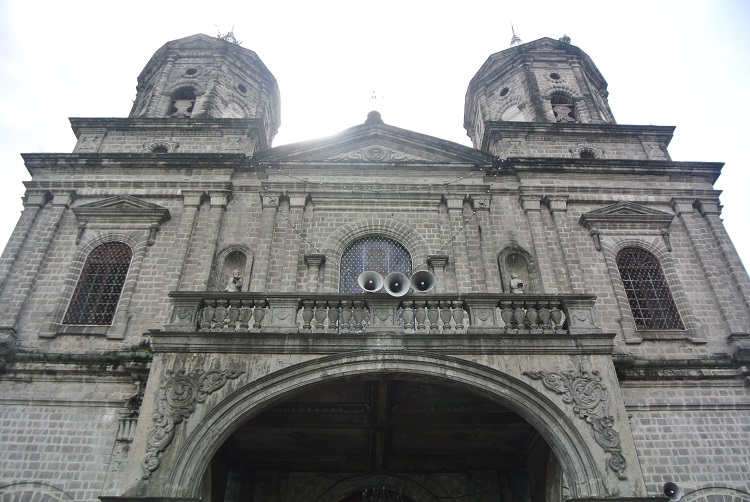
top-left (1, 0), bottom-right (748, 269)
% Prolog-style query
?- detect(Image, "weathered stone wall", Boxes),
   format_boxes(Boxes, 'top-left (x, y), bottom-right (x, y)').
top-left (623, 382), bottom-right (750, 494)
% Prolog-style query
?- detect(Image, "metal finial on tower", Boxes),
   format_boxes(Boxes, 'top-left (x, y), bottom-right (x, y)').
top-left (510, 24), bottom-right (523, 47)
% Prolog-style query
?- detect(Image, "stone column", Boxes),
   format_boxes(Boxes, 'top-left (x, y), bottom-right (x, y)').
top-left (304, 253), bottom-right (325, 292)
top-left (0, 190), bottom-right (74, 332)
top-left (546, 196), bottom-right (586, 294)
top-left (445, 196), bottom-right (472, 292)
top-left (0, 190), bottom-right (50, 295)
top-left (172, 191), bottom-right (204, 292)
top-left (520, 195), bottom-right (557, 293)
top-left (250, 193), bottom-right (280, 292)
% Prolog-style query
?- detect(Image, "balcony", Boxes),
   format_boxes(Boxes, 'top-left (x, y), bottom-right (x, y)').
top-left (155, 293), bottom-right (612, 356)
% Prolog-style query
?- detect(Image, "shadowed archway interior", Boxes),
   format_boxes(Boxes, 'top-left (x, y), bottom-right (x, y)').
top-left (203, 376), bottom-right (562, 501)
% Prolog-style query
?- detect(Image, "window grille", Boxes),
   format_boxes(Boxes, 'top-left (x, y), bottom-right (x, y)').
top-left (339, 237), bottom-right (411, 293)
top-left (616, 247), bottom-right (683, 330)
top-left (63, 242), bottom-right (132, 325)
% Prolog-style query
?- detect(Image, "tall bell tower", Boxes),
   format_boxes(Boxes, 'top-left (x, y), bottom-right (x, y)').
top-left (464, 37), bottom-right (616, 153)
top-left (71, 34), bottom-right (280, 156)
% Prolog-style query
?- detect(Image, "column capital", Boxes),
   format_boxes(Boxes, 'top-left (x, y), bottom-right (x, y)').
top-left (694, 198), bottom-right (722, 217)
top-left (444, 196), bottom-right (466, 210)
top-left (427, 254), bottom-right (449, 269)
top-left (288, 193), bottom-right (308, 208)
top-left (208, 190), bottom-right (231, 208)
top-left (670, 197), bottom-right (695, 215)
top-left (181, 190), bottom-right (204, 207)
top-left (261, 193), bottom-right (280, 208)
top-left (543, 195), bottom-right (568, 212)
top-left (519, 195), bottom-right (542, 212)
top-left (50, 191), bottom-right (76, 208)
top-left (470, 195), bottom-right (491, 211)
top-left (23, 190), bottom-right (51, 208)
top-left (304, 253), bottom-right (326, 267)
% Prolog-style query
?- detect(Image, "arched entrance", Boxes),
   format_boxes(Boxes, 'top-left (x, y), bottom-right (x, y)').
top-left (162, 353), bottom-right (602, 500)
top-left (200, 376), bottom-right (564, 501)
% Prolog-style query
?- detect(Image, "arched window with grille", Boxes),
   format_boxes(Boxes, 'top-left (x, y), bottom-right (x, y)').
top-left (63, 241), bottom-right (133, 325)
top-left (339, 237), bottom-right (411, 293)
top-left (616, 247), bottom-right (683, 330)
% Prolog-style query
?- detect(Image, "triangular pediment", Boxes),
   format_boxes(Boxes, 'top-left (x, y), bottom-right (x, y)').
top-left (73, 195), bottom-right (171, 225)
top-left (579, 201), bottom-right (674, 230)
top-left (256, 116), bottom-right (494, 166)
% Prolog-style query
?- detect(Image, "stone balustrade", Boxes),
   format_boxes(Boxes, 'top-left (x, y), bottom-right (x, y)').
top-left (165, 293), bottom-right (600, 335)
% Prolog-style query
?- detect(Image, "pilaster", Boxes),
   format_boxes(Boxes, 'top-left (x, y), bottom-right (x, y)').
top-left (473, 195), bottom-right (496, 293)
top-left (521, 195), bottom-right (557, 293)
top-left (0, 190), bottom-right (74, 331)
top-left (545, 195), bottom-right (586, 294)
top-left (251, 193), bottom-right (280, 292)
top-left (0, 190), bottom-right (51, 295)
top-left (304, 253), bottom-right (325, 292)
top-left (445, 196), bottom-right (472, 293)
top-left (427, 255), bottom-right (449, 293)
top-left (173, 191), bottom-right (204, 292)
top-left (671, 198), bottom-right (750, 335)
top-left (695, 198), bottom-right (750, 316)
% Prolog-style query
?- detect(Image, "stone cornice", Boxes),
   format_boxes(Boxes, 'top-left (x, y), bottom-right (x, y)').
top-left (22, 153), bottom-right (249, 172)
top-left (70, 117), bottom-right (266, 137)
top-left (483, 120), bottom-right (676, 140)
top-left (150, 331), bottom-right (615, 355)
top-left (495, 157), bottom-right (722, 183)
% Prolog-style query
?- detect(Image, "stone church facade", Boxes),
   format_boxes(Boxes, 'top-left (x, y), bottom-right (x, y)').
top-left (0, 34), bottom-right (748, 502)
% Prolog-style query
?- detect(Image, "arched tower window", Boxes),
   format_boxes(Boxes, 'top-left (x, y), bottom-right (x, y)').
top-left (339, 237), bottom-right (411, 293)
top-left (63, 242), bottom-right (133, 325)
top-left (170, 87), bottom-right (196, 117)
top-left (616, 247), bottom-right (683, 330)
top-left (551, 93), bottom-right (576, 123)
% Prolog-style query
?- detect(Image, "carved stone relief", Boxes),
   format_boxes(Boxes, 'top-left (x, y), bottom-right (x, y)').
top-left (330, 146), bottom-right (424, 162)
top-left (142, 367), bottom-right (244, 479)
top-left (523, 369), bottom-right (627, 480)
top-left (645, 143), bottom-right (668, 160)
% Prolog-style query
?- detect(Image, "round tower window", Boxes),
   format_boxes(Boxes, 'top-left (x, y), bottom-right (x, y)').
top-left (237, 83), bottom-right (248, 94)
top-left (185, 68), bottom-right (198, 76)
top-left (499, 87), bottom-right (510, 97)
top-left (550, 72), bottom-right (561, 80)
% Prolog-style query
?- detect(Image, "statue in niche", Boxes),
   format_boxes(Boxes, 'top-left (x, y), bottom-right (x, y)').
top-left (500, 250), bottom-right (532, 294)
top-left (224, 269), bottom-right (243, 292)
top-left (217, 249), bottom-right (248, 292)
top-left (510, 273), bottom-right (524, 293)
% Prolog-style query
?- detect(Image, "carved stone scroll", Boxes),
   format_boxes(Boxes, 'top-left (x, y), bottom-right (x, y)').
top-left (142, 367), bottom-right (244, 479)
top-left (523, 369), bottom-right (627, 480)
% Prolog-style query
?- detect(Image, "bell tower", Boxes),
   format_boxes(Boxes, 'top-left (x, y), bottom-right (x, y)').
top-left (129, 34), bottom-right (280, 147)
top-left (71, 34), bottom-right (280, 155)
top-left (464, 37), bottom-right (615, 151)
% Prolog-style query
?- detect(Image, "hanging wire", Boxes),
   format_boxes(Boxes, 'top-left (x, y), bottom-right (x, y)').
top-left (436, 212), bottom-right (478, 254)
top-left (276, 207), bottom-right (325, 255)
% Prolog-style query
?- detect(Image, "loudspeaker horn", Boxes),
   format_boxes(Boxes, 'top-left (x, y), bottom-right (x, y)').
top-left (663, 482), bottom-right (682, 502)
top-left (384, 272), bottom-right (410, 297)
top-left (357, 271), bottom-right (383, 293)
top-left (410, 270), bottom-right (436, 293)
